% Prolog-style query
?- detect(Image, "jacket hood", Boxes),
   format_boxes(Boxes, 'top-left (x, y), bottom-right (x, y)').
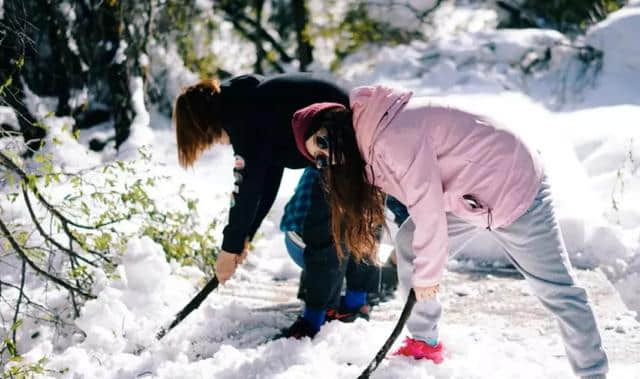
top-left (349, 85), bottom-right (413, 164)
top-left (292, 102), bottom-right (346, 163)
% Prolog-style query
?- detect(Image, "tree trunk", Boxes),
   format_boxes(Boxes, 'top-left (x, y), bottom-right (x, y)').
top-left (98, 2), bottom-right (134, 149)
top-left (103, 0), bottom-right (152, 149)
top-left (45, 0), bottom-right (84, 116)
top-left (291, 0), bottom-right (313, 71)
top-left (252, 0), bottom-right (266, 74)
top-left (0, 0), bottom-right (46, 152)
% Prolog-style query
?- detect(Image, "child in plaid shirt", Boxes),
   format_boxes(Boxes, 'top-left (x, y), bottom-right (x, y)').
top-left (278, 168), bottom-right (380, 338)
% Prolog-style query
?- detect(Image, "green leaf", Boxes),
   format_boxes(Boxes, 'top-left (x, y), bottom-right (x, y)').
top-left (0, 76), bottom-right (13, 95)
top-left (11, 319), bottom-right (23, 332)
top-left (80, 201), bottom-right (90, 216)
top-left (9, 354), bottom-right (23, 363)
top-left (7, 173), bottom-right (16, 187)
top-left (3, 337), bottom-right (17, 356)
top-left (70, 176), bottom-right (81, 188)
top-left (16, 231), bottom-right (29, 245)
top-left (26, 174), bottom-right (38, 191)
top-left (94, 233), bottom-right (112, 251)
top-left (6, 192), bottom-right (18, 203)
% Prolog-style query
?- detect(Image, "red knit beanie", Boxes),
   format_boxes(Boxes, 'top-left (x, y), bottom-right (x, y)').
top-left (291, 102), bottom-right (346, 163)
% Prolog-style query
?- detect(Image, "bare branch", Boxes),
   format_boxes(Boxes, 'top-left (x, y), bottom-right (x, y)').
top-left (21, 186), bottom-right (99, 267)
top-left (232, 10), bottom-right (293, 62)
top-left (0, 150), bottom-right (125, 232)
top-left (362, 0), bottom-right (444, 23)
top-left (11, 260), bottom-right (26, 346)
top-left (0, 151), bottom-right (115, 265)
top-left (60, 220), bottom-right (113, 264)
top-left (224, 15), bottom-right (285, 73)
top-left (0, 280), bottom-right (52, 316)
top-left (215, 0), bottom-right (293, 65)
top-left (68, 253), bottom-right (81, 318)
top-left (0, 218), bottom-right (96, 299)
top-left (0, 297), bottom-right (71, 349)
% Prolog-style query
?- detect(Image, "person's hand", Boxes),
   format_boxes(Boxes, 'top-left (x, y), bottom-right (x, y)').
top-left (240, 239), bottom-right (250, 263)
top-left (215, 240), bottom-right (250, 284)
top-left (414, 284), bottom-right (440, 301)
top-left (216, 251), bottom-right (243, 284)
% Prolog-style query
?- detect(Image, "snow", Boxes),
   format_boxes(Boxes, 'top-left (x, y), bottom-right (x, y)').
top-left (113, 40), bottom-right (128, 65)
top-left (0, 106), bottom-right (17, 128)
top-left (117, 76), bottom-right (153, 159)
top-left (147, 42), bottom-right (199, 112)
top-left (2, 2), bottom-right (640, 378)
top-left (58, 2), bottom-right (81, 59)
top-left (0, 106), bottom-right (20, 154)
top-left (582, 6), bottom-right (640, 108)
top-left (207, 20), bottom-right (258, 75)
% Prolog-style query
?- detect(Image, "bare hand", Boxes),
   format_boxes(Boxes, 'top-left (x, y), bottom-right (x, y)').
top-left (238, 239), bottom-right (250, 264)
top-left (414, 284), bottom-right (440, 302)
top-left (215, 251), bottom-right (242, 284)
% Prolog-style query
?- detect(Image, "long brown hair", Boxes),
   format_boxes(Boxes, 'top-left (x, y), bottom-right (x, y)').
top-left (173, 79), bottom-right (224, 167)
top-left (312, 108), bottom-right (386, 262)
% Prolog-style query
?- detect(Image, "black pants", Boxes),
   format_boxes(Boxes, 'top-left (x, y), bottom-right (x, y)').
top-left (296, 177), bottom-right (380, 310)
top-left (300, 243), bottom-right (380, 310)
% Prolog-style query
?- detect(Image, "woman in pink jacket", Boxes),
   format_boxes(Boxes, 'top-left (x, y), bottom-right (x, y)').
top-left (291, 85), bottom-right (608, 379)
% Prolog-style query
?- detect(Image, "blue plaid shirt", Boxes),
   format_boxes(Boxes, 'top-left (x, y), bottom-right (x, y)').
top-left (386, 195), bottom-right (409, 226)
top-left (280, 168), bottom-right (322, 233)
top-left (280, 169), bottom-right (410, 233)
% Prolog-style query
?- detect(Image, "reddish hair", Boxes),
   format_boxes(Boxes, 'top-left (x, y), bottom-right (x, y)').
top-left (173, 79), bottom-right (223, 167)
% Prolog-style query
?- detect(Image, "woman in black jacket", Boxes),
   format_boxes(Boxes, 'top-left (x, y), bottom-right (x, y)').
top-left (173, 73), bottom-right (350, 284)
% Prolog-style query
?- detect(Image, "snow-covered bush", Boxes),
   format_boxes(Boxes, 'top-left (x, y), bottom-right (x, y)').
top-left (0, 131), bottom-right (221, 370)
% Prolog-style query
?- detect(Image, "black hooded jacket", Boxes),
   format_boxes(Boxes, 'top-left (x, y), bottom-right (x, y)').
top-left (218, 73), bottom-right (349, 254)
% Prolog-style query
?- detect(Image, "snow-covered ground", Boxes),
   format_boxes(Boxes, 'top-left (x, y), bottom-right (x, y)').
top-left (2, 2), bottom-right (640, 378)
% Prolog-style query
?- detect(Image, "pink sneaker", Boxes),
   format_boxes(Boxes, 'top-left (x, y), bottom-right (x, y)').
top-left (393, 337), bottom-right (444, 364)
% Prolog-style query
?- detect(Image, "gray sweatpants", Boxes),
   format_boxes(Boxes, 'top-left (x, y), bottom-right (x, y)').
top-left (395, 177), bottom-right (609, 378)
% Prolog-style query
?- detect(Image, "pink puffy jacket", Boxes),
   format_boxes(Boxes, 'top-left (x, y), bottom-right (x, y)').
top-left (350, 85), bottom-right (544, 288)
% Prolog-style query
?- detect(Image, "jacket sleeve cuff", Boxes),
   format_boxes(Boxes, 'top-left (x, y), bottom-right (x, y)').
top-left (221, 228), bottom-right (245, 254)
top-left (412, 275), bottom-right (442, 289)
